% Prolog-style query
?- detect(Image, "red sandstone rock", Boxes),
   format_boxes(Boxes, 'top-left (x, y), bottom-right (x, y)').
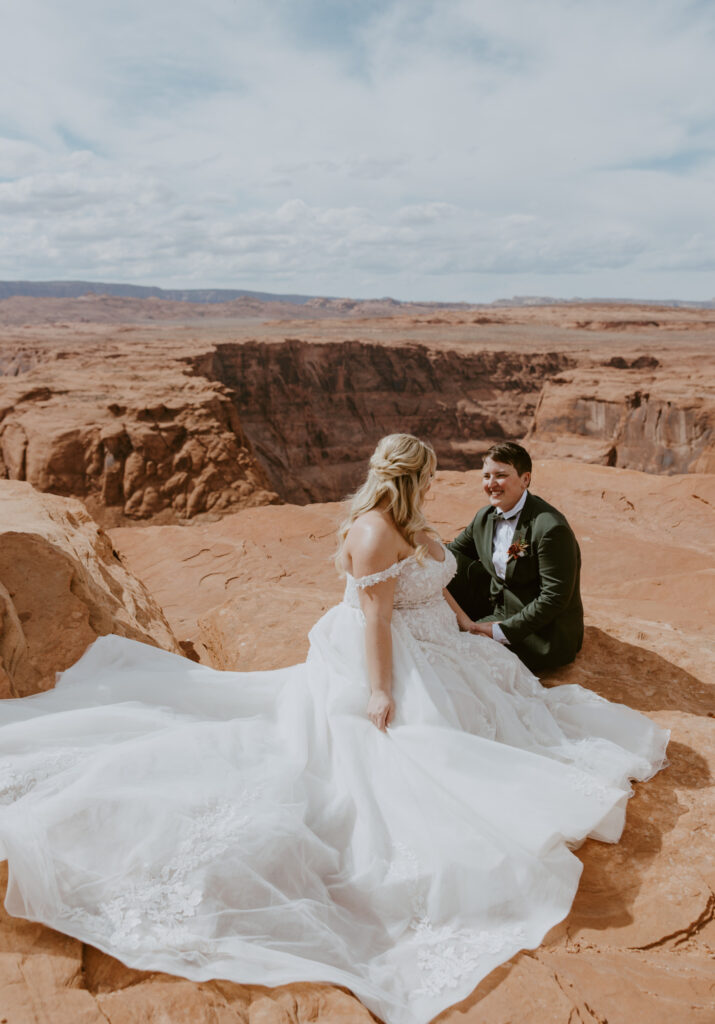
top-left (1, 302), bottom-right (712, 524)
top-left (197, 339), bottom-right (570, 502)
top-left (111, 461), bottom-right (715, 682)
top-left (0, 481), bottom-right (180, 698)
top-left (527, 368), bottom-right (715, 473)
top-left (0, 336), bottom-right (279, 527)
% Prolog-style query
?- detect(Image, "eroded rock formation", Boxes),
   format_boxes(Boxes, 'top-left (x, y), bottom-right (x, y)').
top-left (0, 342), bottom-right (279, 526)
top-left (195, 339), bottom-right (571, 502)
top-left (528, 368), bottom-right (714, 473)
top-left (0, 481), bottom-right (180, 698)
top-left (0, 301), bottom-right (712, 523)
top-left (0, 329), bottom-right (573, 516)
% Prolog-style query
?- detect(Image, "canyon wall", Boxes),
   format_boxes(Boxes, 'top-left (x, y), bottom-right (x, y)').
top-left (0, 349), bottom-right (279, 526)
top-left (0, 336), bottom-right (572, 517)
top-left (0, 308), bottom-right (712, 521)
top-left (196, 339), bottom-right (572, 502)
top-left (528, 368), bottom-right (714, 474)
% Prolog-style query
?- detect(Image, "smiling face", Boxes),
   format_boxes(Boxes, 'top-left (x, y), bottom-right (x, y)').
top-left (482, 457), bottom-right (531, 513)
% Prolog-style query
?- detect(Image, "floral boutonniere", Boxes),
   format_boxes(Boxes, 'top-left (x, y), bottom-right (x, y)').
top-left (507, 538), bottom-right (529, 561)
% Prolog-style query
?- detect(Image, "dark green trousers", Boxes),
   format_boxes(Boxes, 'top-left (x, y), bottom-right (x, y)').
top-left (447, 558), bottom-right (566, 675)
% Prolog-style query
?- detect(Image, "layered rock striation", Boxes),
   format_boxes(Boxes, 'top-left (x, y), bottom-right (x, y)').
top-left (194, 339), bottom-right (571, 502)
top-left (0, 329), bottom-right (573, 517)
top-left (528, 367), bottom-right (714, 473)
top-left (0, 302), bottom-right (712, 522)
top-left (0, 339), bottom-right (279, 526)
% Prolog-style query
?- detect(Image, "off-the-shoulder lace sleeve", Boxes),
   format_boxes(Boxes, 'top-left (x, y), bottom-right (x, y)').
top-left (352, 559), bottom-right (406, 589)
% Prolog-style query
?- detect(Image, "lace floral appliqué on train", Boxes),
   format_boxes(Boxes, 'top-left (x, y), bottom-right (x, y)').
top-left (0, 750), bottom-right (83, 804)
top-left (65, 799), bottom-right (252, 955)
top-left (387, 842), bottom-right (526, 998)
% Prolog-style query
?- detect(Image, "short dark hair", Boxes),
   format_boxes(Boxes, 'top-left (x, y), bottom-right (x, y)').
top-left (483, 441), bottom-right (532, 476)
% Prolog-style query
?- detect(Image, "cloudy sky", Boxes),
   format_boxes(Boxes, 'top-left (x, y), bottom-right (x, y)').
top-left (1, 0), bottom-right (714, 302)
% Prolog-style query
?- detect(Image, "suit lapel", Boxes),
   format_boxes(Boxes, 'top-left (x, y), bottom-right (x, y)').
top-left (477, 507), bottom-right (499, 578)
top-left (504, 493), bottom-right (534, 583)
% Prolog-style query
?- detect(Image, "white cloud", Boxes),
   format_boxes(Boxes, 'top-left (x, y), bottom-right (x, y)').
top-left (0, 0), bottom-right (713, 299)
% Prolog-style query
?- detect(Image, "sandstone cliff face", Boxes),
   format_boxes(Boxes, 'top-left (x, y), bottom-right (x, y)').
top-left (0, 342), bottom-right (279, 526)
top-left (0, 331), bottom-right (572, 517)
top-left (528, 368), bottom-right (715, 473)
top-left (195, 339), bottom-right (571, 502)
top-left (0, 481), bottom-right (180, 699)
top-left (0, 304), bottom-right (712, 523)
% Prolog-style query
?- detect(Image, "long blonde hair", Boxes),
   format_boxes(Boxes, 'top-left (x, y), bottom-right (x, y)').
top-left (336, 433), bottom-right (437, 568)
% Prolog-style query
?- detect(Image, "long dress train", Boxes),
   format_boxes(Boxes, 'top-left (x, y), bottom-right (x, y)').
top-left (0, 545), bottom-right (668, 1024)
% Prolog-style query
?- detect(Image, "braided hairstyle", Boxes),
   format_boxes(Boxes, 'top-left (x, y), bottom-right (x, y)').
top-left (336, 433), bottom-right (437, 568)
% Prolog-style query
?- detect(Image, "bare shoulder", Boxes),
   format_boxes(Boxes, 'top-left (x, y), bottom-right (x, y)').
top-left (343, 512), bottom-right (407, 578)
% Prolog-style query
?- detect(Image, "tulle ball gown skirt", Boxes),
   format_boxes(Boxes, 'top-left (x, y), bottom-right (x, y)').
top-left (0, 590), bottom-right (669, 1024)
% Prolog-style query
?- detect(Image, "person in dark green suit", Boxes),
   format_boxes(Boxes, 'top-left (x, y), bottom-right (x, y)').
top-left (447, 441), bottom-right (584, 673)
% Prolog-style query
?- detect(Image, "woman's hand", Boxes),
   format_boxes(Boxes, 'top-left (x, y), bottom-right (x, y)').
top-left (367, 690), bottom-right (395, 731)
top-left (468, 621), bottom-right (495, 638)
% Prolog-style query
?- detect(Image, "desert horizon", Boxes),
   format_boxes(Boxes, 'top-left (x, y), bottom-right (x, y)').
top-left (1, 277), bottom-right (714, 309)
top-left (1, 289), bottom-right (711, 526)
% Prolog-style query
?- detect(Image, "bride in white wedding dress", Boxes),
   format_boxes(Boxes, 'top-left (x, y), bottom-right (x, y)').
top-left (0, 434), bottom-right (668, 1024)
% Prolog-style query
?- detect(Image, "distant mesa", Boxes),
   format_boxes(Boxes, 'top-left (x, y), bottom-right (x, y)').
top-left (0, 280), bottom-right (469, 311)
top-left (0, 280), bottom-right (322, 305)
top-left (0, 281), bottom-right (713, 309)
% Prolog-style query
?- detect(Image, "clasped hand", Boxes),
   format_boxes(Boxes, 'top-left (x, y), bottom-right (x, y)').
top-left (462, 620), bottom-right (496, 639)
top-left (367, 690), bottom-right (395, 731)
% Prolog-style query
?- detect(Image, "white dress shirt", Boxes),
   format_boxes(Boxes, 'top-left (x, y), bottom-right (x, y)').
top-left (490, 489), bottom-right (528, 644)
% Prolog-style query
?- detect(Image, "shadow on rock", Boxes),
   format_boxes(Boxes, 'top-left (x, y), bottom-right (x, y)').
top-left (540, 628), bottom-right (712, 938)
top-left (544, 625), bottom-right (714, 718)
top-left (567, 736), bottom-right (709, 935)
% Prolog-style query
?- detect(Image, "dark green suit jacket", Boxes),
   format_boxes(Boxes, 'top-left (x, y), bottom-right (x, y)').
top-left (447, 492), bottom-right (584, 672)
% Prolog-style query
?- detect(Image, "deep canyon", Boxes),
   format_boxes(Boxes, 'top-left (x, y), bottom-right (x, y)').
top-left (0, 297), bottom-right (712, 523)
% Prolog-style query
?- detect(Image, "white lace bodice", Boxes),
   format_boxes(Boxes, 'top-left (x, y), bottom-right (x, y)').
top-left (343, 544), bottom-right (460, 645)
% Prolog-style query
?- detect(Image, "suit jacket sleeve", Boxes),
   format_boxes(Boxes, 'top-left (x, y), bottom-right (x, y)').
top-left (498, 522), bottom-right (579, 643)
top-left (446, 519), bottom-right (480, 562)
